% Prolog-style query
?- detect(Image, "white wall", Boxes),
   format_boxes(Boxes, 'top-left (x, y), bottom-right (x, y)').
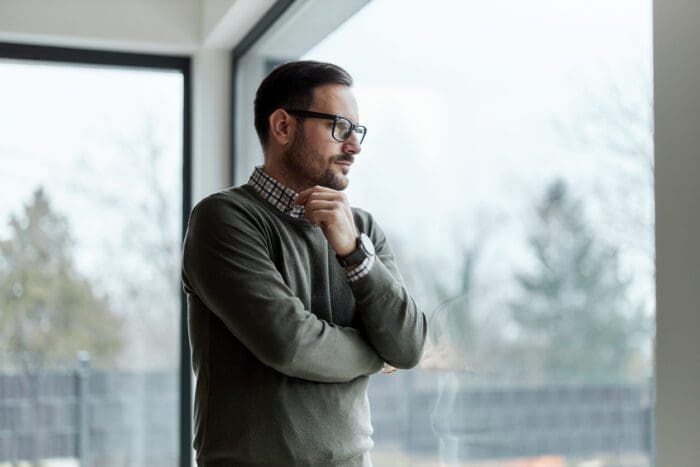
top-left (0, 0), bottom-right (200, 53)
top-left (192, 0), bottom-right (275, 202)
top-left (654, 1), bottom-right (700, 466)
top-left (192, 48), bottom-right (231, 202)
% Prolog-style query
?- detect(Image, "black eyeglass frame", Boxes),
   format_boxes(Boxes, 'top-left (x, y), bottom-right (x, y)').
top-left (285, 109), bottom-right (367, 144)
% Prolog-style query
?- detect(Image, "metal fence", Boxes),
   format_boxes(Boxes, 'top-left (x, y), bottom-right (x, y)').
top-left (0, 365), bottom-right (652, 466)
top-left (0, 364), bottom-right (178, 467)
top-left (369, 371), bottom-right (653, 464)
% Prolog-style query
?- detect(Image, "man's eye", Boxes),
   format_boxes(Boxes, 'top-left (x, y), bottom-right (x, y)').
top-left (336, 121), bottom-right (350, 133)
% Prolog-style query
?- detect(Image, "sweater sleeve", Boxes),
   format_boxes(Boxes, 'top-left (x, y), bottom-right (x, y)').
top-left (181, 194), bottom-right (384, 383)
top-left (348, 211), bottom-right (428, 369)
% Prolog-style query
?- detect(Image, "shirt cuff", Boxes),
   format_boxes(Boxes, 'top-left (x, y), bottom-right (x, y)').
top-left (346, 254), bottom-right (376, 283)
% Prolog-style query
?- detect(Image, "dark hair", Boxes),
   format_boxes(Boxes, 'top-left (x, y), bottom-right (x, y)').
top-left (254, 60), bottom-right (353, 148)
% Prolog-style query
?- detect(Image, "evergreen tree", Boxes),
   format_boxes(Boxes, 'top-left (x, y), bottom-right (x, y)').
top-left (0, 188), bottom-right (123, 370)
top-left (509, 180), bottom-right (646, 381)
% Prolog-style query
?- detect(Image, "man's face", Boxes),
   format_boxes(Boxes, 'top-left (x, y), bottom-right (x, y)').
top-left (282, 84), bottom-right (362, 191)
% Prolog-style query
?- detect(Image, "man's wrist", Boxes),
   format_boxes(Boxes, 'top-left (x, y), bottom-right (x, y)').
top-left (336, 233), bottom-right (375, 268)
top-left (335, 242), bottom-right (356, 257)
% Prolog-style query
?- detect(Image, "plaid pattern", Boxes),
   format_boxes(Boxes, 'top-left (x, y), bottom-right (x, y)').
top-left (248, 166), bottom-right (305, 218)
top-left (346, 255), bottom-right (375, 283)
top-left (247, 166), bottom-right (375, 282)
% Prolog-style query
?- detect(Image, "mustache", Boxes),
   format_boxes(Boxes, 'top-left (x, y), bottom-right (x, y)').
top-left (334, 154), bottom-right (354, 164)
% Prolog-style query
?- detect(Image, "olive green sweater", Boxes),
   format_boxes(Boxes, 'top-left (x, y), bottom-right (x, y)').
top-left (181, 185), bottom-right (427, 466)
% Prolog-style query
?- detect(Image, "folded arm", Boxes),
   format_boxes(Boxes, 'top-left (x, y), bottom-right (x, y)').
top-left (182, 195), bottom-right (383, 383)
top-left (349, 211), bottom-right (428, 369)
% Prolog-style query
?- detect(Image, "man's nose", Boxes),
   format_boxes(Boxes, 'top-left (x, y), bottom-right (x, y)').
top-left (342, 131), bottom-right (362, 155)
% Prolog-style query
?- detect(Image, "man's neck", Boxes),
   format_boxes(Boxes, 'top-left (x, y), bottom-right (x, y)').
top-left (261, 164), bottom-right (311, 194)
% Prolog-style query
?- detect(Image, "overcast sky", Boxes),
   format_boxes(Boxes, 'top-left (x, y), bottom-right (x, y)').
top-left (301, 0), bottom-right (653, 311)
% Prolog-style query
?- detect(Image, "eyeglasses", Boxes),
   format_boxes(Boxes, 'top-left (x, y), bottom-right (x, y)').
top-left (285, 109), bottom-right (367, 144)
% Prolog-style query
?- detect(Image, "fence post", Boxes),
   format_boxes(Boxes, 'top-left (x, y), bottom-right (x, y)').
top-left (76, 352), bottom-right (91, 467)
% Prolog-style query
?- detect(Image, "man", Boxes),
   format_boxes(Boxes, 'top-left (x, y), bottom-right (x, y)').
top-left (182, 60), bottom-right (427, 467)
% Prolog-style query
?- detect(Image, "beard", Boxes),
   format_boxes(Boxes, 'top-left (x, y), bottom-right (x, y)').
top-left (282, 130), bottom-right (352, 191)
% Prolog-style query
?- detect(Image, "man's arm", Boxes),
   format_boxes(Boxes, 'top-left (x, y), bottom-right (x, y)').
top-left (181, 194), bottom-right (383, 383)
top-left (295, 187), bottom-right (427, 369)
top-left (348, 211), bottom-right (427, 369)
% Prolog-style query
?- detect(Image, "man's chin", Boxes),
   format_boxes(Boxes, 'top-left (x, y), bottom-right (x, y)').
top-left (326, 179), bottom-right (349, 191)
top-left (322, 170), bottom-right (349, 191)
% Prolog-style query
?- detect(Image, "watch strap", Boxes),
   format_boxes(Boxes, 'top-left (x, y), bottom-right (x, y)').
top-left (336, 233), bottom-right (374, 267)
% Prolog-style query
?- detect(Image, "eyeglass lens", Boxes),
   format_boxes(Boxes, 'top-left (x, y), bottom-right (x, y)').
top-left (334, 118), bottom-right (352, 140)
top-left (334, 118), bottom-right (366, 143)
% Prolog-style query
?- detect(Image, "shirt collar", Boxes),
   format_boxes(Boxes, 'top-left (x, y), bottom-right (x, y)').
top-left (247, 166), bottom-right (305, 219)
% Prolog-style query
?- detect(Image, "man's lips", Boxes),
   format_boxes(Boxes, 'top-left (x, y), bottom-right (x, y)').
top-left (334, 156), bottom-right (354, 167)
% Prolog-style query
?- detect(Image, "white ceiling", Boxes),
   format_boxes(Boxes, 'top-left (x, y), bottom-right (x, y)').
top-left (0, 0), bottom-right (275, 54)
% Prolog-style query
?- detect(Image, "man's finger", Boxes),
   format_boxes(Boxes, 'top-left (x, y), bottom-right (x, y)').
top-left (295, 186), bottom-right (344, 205)
top-left (299, 193), bottom-right (348, 210)
top-left (295, 189), bottom-right (313, 205)
top-left (296, 186), bottom-right (328, 203)
top-left (304, 209), bottom-right (338, 227)
top-left (313, 209), bottom-right (341, 223)
top-left (305, 200), bottom-right (343, 212)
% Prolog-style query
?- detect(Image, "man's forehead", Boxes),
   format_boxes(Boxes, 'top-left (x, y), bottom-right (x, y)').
top-left (310, 84), bottom-right (359, 119)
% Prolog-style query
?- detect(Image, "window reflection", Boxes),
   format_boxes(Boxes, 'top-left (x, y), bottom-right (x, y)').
top-left (234, 0), bottom-right (654, 464)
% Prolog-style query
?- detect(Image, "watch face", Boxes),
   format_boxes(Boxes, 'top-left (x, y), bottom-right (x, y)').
top-left (359, 233), bottom-right (375, 255)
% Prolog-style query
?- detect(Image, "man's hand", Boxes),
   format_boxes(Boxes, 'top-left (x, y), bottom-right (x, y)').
top-left (296, 186), bottom-right (359, 256)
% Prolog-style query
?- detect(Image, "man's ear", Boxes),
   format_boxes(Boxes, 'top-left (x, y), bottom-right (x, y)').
top-left (268, 109), bottom-right (295, 146)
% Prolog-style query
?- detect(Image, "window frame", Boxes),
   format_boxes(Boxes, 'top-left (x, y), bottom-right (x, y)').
top-left (0, 41), bottom-right (193, 467)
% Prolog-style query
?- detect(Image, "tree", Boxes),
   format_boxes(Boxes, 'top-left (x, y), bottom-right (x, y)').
top-left (69, 116), bottom-right (182, 369)
top-left (0, 188), bottom-right (123, 370)
top-left (508, 180), bottom-right (647, 381)
top-left (553, 63), bottom-right (654, 271)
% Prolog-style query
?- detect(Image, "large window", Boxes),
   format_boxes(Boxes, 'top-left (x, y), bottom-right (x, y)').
top-left (235, 0), bottom-right (654, 465)
top-left (0, 47), bottom-right (189, 466)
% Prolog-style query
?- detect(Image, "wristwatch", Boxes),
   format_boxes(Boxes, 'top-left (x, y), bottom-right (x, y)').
top-left (336, 233), bottom-right (375, 267)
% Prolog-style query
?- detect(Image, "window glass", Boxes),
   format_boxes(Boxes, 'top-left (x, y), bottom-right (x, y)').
top-left (0, 60), bottom-right (183, 466)
top-left (235, 0), bottom-right (654, 465)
